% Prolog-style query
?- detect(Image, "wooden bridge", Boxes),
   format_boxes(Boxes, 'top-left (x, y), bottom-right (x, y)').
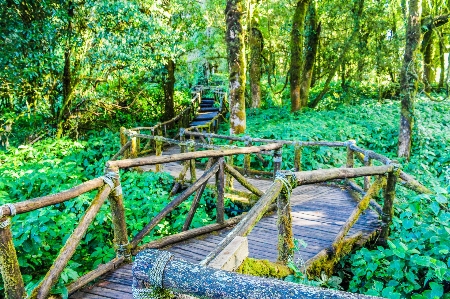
top-left (0, 86), bottom-right (430, 299)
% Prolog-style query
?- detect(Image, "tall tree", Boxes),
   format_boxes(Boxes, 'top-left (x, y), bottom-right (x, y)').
top-left (249, 0), bottom-right (263, 108)
top-left (299, 0), bottom-right (320, 108)
top-left (226, 0), bottom-right (246, 134)
top-left (290, 0), bottom-right (309, 112)
top-left (398, 0), bottom-right (422, 159)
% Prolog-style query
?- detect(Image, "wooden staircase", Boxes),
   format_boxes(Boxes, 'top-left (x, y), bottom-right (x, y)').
top-left (189, 97), bottom-right (220, 127)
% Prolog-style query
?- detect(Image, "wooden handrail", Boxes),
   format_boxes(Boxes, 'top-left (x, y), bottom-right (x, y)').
top-left (107, 143), bottom-right (282, 169)
top-left (0, 178), bottom-right (105, 217)
top-left (294, 165), bottom-right (394, 185)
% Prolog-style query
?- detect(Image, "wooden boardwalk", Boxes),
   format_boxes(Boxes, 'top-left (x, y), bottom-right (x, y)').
top-left (71, 148), bottom-right (380, 298)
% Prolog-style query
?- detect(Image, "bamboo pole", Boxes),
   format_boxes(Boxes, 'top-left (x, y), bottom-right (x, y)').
top-left (216, 158), bottom-right (225, 224)
top-left (131, 162), bottom-right (220, 248)
top-left (200, 180), bottom-right (283, 266)
top-left (107, 143), bottom-right (282, 169)
top-left (0, 218), bottom-right (26, 299)
top-left (223, 163), bottom-right (264, 196)
top-left (379, 168), bottom-right (400, 244)
top-left (183, 158), bottom-right (215, 231)
top-left (332, 176), bottom-right (386, 255)
top-left (294, 165), bottom-right (394, 185)
top-left (0, 178), bottom-right (104, 217)
top-left (30, 185), bottom-right (111, 299)
top-left (106, 169), bottom-right (131, 261)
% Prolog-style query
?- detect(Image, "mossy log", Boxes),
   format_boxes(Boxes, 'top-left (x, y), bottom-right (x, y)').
top-left (134, 249), bottom-right (381, 299)
top-left (232, 166), bottom-right (273, 177)
top-left (107, 143), bottom-right (282, 169)
top-left (0, 218), bottom-right (26, 299)
top-left (236, 258), bottom-right (292, 279)
top-left (30, 185), bottom-right (111, 299)
top-left (200, 180), bottom-right (283, 266)
top-left (223, 163), bottom-right (264, 196)
top-left (379, 169), bottom-right (400, 244)
top-left (106, 169), bottom-right (131, 260)
top-left (332, 176), bottom-right (386, 255)
top-left (0, 178), bottom-right (104, 217)
top-left (131, 162), bottom-right (220, 248)
top-left (216, 158), bottom-right (225, 224)
top-left (294, 165), bottom-right (393, 185)
top-left (305, 231), bottom-right (363, 278)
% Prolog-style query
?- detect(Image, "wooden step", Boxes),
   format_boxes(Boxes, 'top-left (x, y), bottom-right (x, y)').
top-left (199, 107), bottom-right (219, 112)
top-left (195, 112), bottom-right (218, 121)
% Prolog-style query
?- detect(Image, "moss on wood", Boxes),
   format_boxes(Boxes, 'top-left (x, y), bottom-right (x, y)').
top-left (236, 258), bottom-right (293, 279)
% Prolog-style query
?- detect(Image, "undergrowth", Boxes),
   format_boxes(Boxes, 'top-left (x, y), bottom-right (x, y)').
top-left (226, 98), bottom-right (450, 298)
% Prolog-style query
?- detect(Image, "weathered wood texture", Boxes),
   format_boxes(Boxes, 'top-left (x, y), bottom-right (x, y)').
top-left (70, 185), bottom-right (380, 298)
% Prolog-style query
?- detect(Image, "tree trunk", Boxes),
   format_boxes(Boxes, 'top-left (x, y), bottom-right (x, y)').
top-left (163, 60), bottom-right (176, 121)
top-left (308, 0), bottom-right (364, 109)
top-left (398, 0), bottom-right (422, 160)
top-left (299, 2), bottom-right (320, 107)
top-left (56, 1), bottom-right (74, 138)
top-left (423, 36), bottom-right (435, 92)
top-left (226, 0), bottom-right (246, 134)
top-left (250, 27), bottom-right (263, 108)
top-left (438, 33), bottom-right (445, 89)
top-left (290, 0), bottom-right (309, 112)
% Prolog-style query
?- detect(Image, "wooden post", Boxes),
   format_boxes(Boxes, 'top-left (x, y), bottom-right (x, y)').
top-left (277, 174), bottom-right (296, 264)
top-left (346, 140), bottom-right (356, 185)
top-left (188, 137), bottom-right (196, 182)
top-left (216, 158), bottom-right (225, 224)
top-left (294, 143), bottom-right (302, 171)
top-left (120, 127), bottom-right (129, 158)
top-left (156, 128), bottom-right (163, 172)
top-left (182, 158), bottom-right (215, 231)
top-left (135, 130), bottom-right (140, 156)
top-left (244, 138), bottom-right (252, 176)
top-left (0, 217), bottom-right (26, 299)
top-left (130, 135), bottom-right (138, 158)
top-left (346, 140), bottom-right (356, 168)
top-left (380, 167), bottom-right (400, 245)
top-left (226, 155), bottom-right (235, 190)
top-left (273, 149), bottom-right (282, 179)
top-left (105, 168), bottom-right (131, 260)
top-left (364, 157), bottom-right (372, 192)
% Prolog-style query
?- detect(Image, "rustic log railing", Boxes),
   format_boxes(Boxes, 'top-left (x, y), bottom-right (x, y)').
top-left (0, 143), bottom-right (282, 299)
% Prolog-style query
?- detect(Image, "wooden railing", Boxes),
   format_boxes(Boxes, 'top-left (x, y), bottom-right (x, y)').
top-left (0, 143), bottom-right (281, 299)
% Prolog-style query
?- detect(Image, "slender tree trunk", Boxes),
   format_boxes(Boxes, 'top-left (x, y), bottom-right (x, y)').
top-left (423, 36), bottom-right (435, 92)
top-left (250, 27), bottom-right (263, 108)
top-left (299, 2), bottom-right (320, 107)
top-left (290, 0), bottom-right (309, 112)
top-left (226, 0), bottom-right (246, 134)
top-left (308, 0), bottom-right (364, 108)
top-left (56, 1), bottom-right (74, 138)
top-left (163, 60), bottom-right (176, 121)
top-left (438, 34), bottom-right (445, 89)
top-left (398, 0), bottom-right (422, 160)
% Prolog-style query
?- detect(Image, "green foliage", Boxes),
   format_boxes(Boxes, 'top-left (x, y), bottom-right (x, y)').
top-left (227, 96), bottom-right (450, 298)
